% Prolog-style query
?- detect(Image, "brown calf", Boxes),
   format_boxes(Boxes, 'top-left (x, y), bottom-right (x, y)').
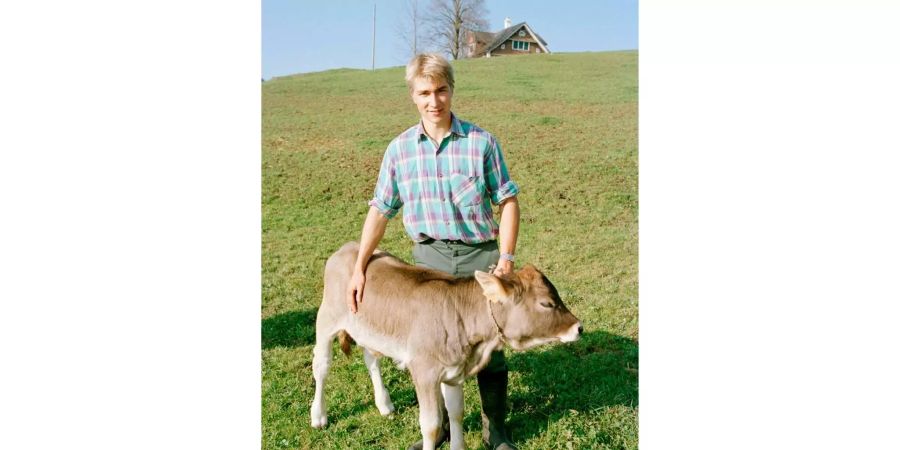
top-left (310, 242), bottom-right (582, 450)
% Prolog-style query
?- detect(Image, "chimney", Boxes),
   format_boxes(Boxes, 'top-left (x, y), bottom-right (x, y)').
top-left (504, 17), bottom-right (512, 29)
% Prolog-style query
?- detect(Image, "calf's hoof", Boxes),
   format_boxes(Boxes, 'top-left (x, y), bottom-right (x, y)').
top-left (376, 397), bottom-right (395, 416)
top-left (310, 416), bottom-right (328, 428)
top-left (310, 408), bottom-right (328, 428)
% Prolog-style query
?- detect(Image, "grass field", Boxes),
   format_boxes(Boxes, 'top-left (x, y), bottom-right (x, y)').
top-left (262, 51), bottom-right (638, 449)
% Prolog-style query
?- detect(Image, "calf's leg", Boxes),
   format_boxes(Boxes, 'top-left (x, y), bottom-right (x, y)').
top-left (411, 370), bottom-right (443, 450)
top-left (309, 331), bottom-right (333, 428)
top-left (441, 382), bottom-right (466, 450)
top-left (362, 347), bottom-right (395, 416)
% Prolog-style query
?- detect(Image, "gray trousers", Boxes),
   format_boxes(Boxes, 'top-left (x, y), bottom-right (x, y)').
top-left (413, 239), bottom-right (507, 373)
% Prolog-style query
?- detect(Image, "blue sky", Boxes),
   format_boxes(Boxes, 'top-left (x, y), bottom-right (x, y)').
top-left (262, 0), bottom-right (638, 79)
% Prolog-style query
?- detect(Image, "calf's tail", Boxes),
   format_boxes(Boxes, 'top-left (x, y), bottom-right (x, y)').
top-left (337, 330), bottom-right (355, 357)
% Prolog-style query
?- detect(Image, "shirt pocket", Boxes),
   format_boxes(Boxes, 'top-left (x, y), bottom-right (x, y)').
top-left (450, 172), bottom-right (484, 207)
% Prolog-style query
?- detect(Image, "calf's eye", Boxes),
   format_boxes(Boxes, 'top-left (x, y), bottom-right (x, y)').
top-left (540, 302), bottom-right (554, 309)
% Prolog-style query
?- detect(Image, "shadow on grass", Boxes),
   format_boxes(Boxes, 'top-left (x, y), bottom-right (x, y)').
top-left (261, 308), bottom-right (318, 349)
top-left (462, 330), bottom-right (638, 443)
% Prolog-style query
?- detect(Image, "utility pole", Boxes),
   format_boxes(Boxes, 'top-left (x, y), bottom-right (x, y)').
top-left (371, 2), bottom-right (376, 71)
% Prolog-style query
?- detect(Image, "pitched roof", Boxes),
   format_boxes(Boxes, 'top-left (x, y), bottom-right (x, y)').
top-left (470, 30), bottom-right (496, 44)
top-left (480, 22), bottom-right (549, 55)
top-left (469, 30), bottom-right (496, 52)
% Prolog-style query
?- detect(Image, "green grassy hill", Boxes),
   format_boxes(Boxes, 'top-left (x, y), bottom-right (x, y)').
top-left (262, 51), bottom-right (638, 449)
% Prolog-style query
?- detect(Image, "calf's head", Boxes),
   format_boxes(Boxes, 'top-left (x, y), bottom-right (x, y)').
top-left (474, 265), bottom-right (582, 351)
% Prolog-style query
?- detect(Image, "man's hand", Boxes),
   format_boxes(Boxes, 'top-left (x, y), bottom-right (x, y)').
top-left (492, 258), bottom-right (514, 276)
top-left (347, 270), bottom-right (366, 314)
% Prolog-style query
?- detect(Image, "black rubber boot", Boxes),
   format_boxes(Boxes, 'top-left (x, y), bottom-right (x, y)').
top-left (477, 369), bottom-right (518, 450)
top-left (407, 406), bottom-right (450, 450)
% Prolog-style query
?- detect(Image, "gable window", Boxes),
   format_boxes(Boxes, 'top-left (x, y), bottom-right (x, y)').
top-left (512, 40), bottom-right (529, 51)
top-left (518, 30), bottom-right (526, 37)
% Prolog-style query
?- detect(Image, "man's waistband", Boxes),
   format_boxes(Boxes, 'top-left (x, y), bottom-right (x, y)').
top-left (419, 237), bottom-right (496, 247)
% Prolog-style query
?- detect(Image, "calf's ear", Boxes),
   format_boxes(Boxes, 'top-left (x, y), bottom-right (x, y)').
top-left (516, 264), bottom-right (540, 284)
top-left (474, 270), bottom-right (512, 303)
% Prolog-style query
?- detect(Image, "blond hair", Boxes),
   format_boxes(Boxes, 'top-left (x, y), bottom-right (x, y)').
top-left (405, 53), bottom-right (455, 92)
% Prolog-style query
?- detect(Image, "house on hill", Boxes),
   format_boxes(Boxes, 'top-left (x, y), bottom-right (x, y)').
top-left (466, 17), bottom-right (550, 58)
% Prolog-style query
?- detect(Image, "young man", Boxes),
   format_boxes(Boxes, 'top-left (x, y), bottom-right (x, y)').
top-left (346, 53), bottom-right (521, 450)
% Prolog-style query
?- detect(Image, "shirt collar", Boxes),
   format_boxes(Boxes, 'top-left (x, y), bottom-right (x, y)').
top-left (417, 113), bottom-right (465, 140)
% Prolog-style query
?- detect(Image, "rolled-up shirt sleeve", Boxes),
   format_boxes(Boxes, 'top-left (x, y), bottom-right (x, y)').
top-left (368, 146), bottom-right (402, 219)
top-left (484, 136), bottom-right (519, 205)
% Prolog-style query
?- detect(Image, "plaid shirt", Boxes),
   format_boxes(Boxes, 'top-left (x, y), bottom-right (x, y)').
top-left (369, 114), bottom-right (519, 244)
